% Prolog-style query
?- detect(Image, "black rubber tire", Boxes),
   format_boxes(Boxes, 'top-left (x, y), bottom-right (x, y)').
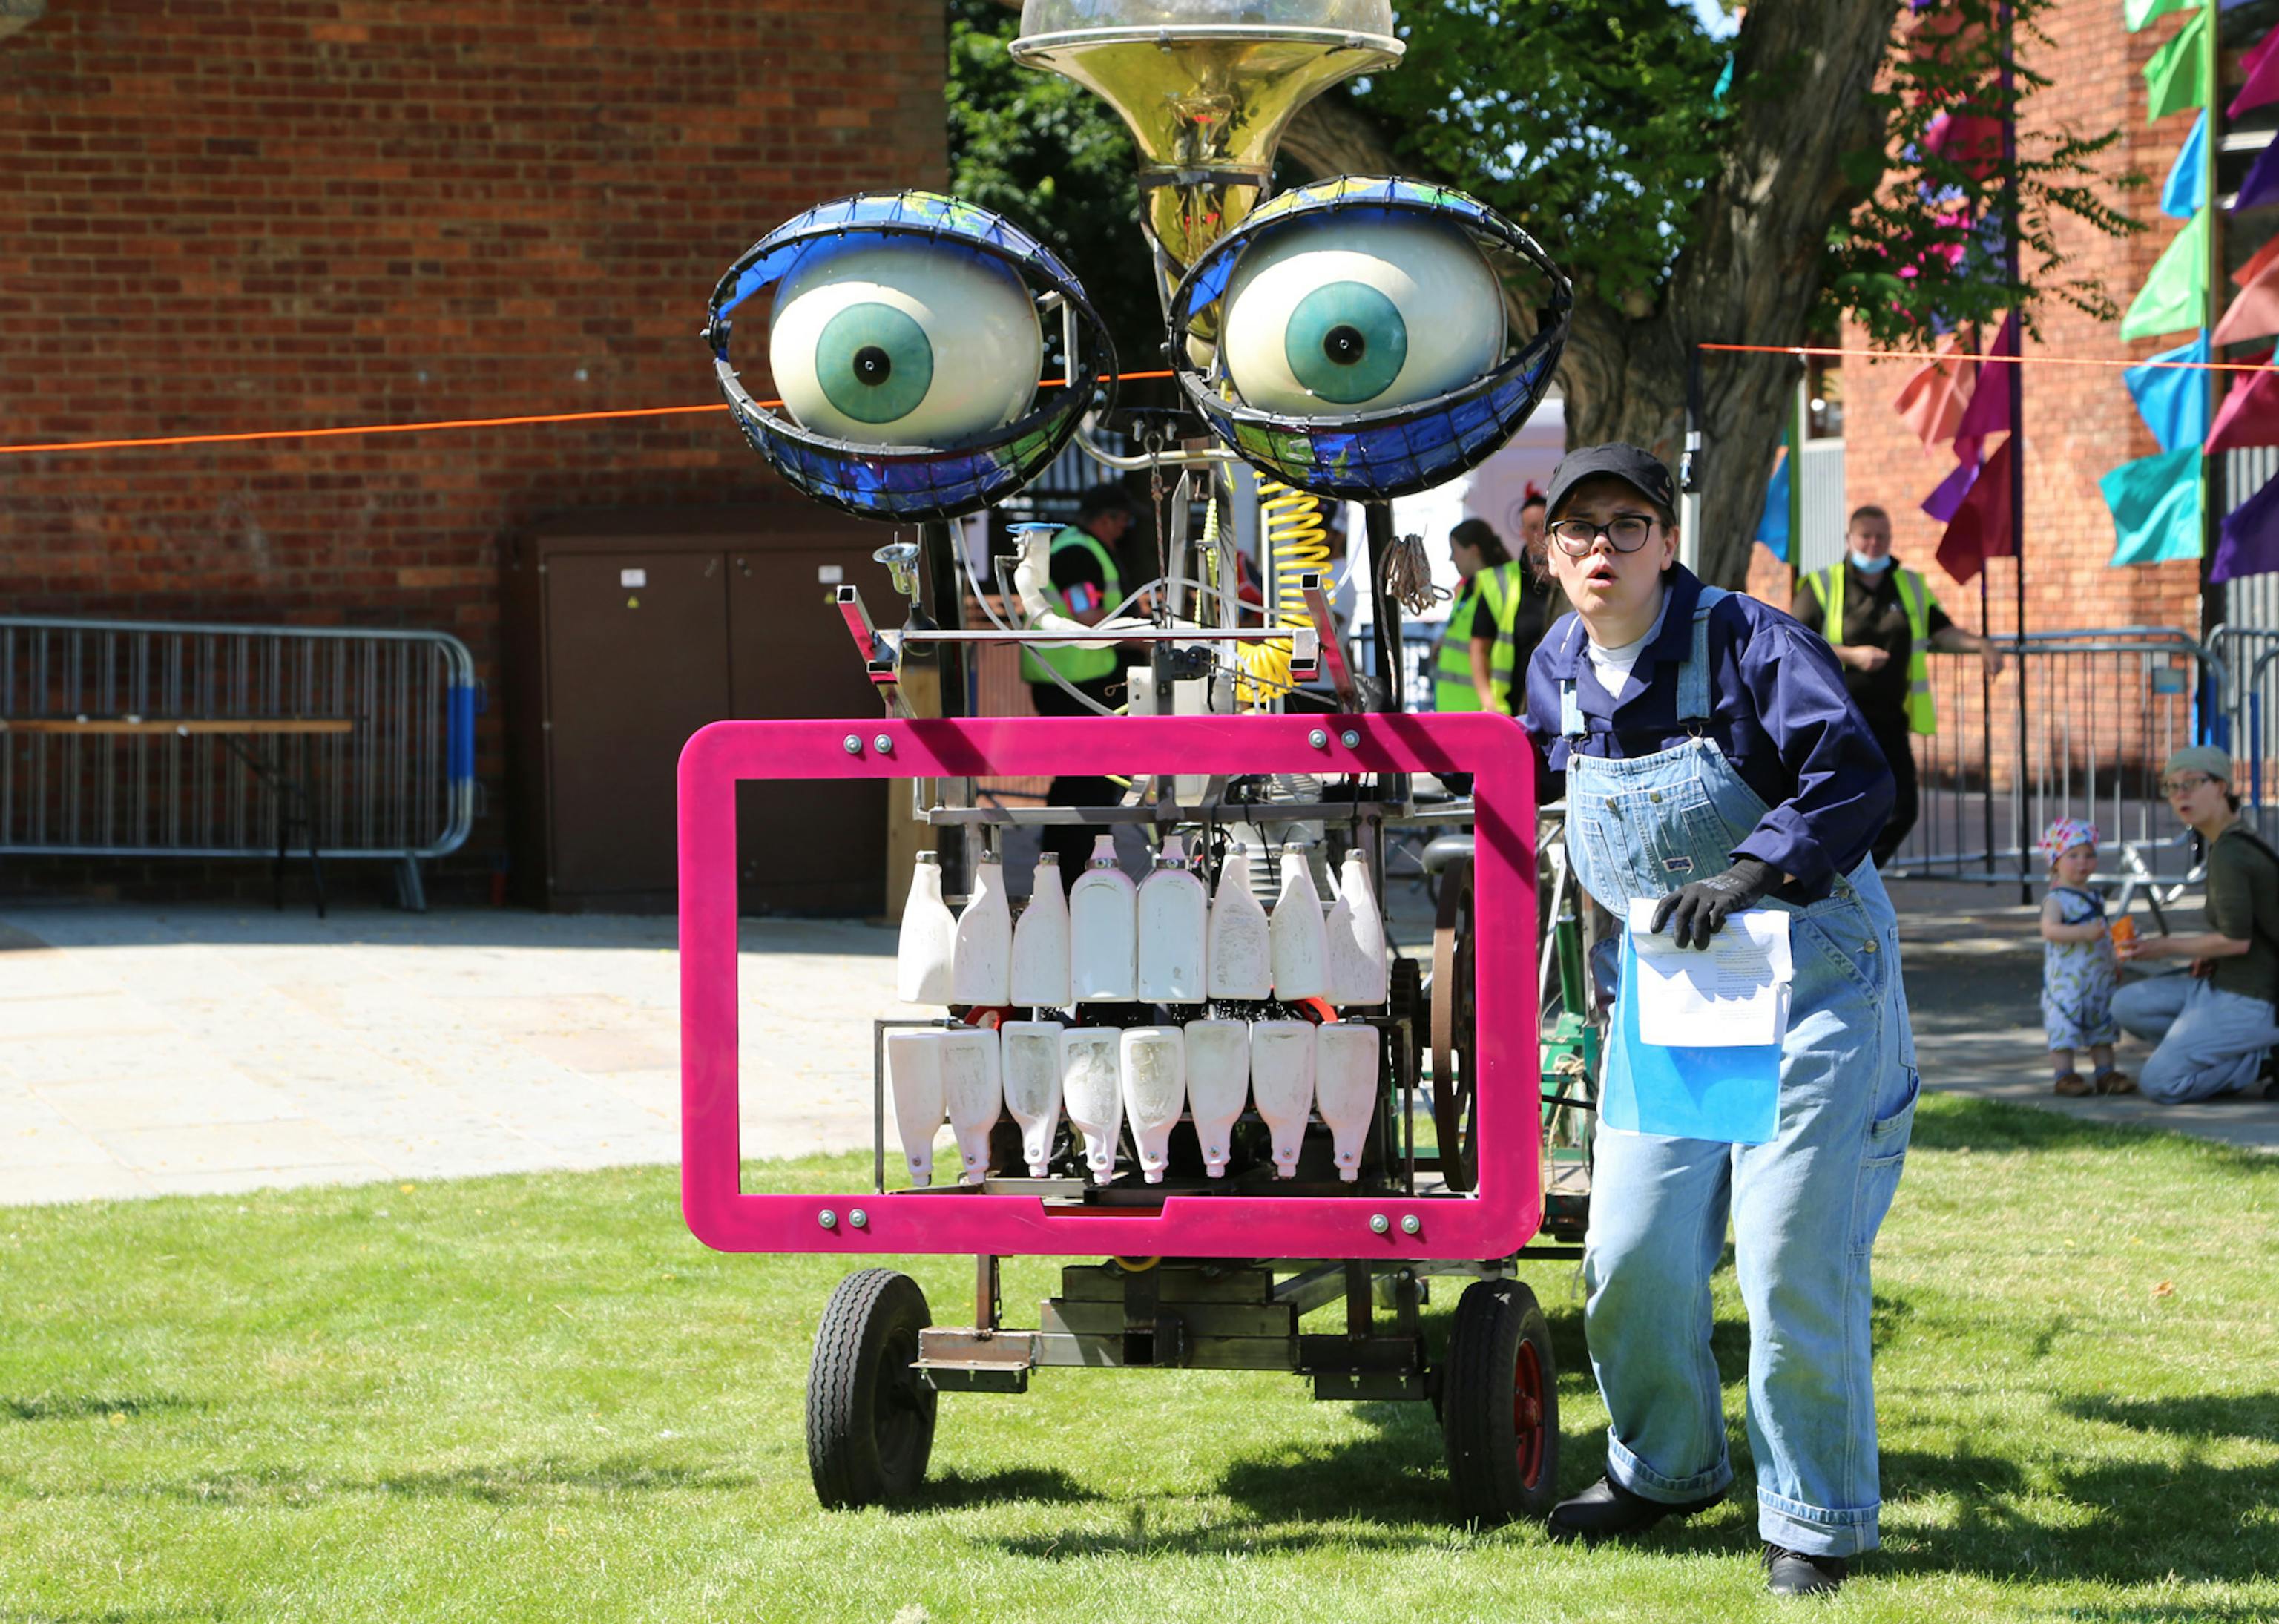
top-left (806, 1268), bottom-right (938, 1509)
top-left (1441, 1278), bottom-right (1560, 1525)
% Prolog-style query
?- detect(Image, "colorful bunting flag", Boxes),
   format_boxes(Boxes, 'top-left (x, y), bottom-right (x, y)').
top-left (2145, 9), bottom-right (2210, 122)
top-left (2233, 24), bottom-right (2279, 119)
top-left (1937, 435), bottom-right (2017, 585)
top-left (2205, 364), bottom-right (2279, 453)
top-left (1755, 447), bottom-right (1791, 562)
top-left (2127, 332), bottom-right (2213, 452)
top-left (2233, 138), bottom-right (2279, 214)
top-left (2211, 465), bottom-right (2279, 583)
top-left (2214, 240), bottom-right (2279, 344)
top-left (2123, 210), bottom-right (2211, 341)
top-left (1951, 314), bottom-right (2019, 452)
top-left (2123, 0), bottom-right (2191, 28)
top-left (1893, 335), bottom-right (1978, 448)
top-left (2236, 234), bottom-right (2279, 289)
top-left (2163, 111), bottom-right (2208, 219)
top-left (2102, 444), bottom-right (2203, 566)
top-left (1922, 453), bottom-right (1982, 523)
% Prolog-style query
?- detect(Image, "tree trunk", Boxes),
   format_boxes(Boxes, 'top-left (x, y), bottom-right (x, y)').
top-left (1283, 0), bottom-right (1902, 588)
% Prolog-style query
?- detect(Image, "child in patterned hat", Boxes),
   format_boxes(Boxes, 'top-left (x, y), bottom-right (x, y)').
top-left (2038, 818), bottom-right (2131, 1096)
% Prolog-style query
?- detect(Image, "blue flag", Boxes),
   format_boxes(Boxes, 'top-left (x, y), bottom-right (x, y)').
top-left (2163, 111), bottom-right (2208, 219)
top-left (2125, 330), bottom-right (2211, 452)
top-left (2103, 444), bottom-right (2203, 567)
top-left (1754, 448), bottom-right (1790, 561)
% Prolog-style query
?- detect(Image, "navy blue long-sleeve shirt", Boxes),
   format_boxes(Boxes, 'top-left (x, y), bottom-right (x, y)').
top-left (1520, 565), bottom-right (1894, 901)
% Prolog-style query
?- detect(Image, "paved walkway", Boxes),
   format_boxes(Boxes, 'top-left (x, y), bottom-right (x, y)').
top-left (3, 879), bottom-right (2272, 1206)
top-left (1, 905), bottom-right (894, 1204)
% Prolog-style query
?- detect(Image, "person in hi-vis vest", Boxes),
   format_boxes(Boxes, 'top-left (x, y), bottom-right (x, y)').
top-left (1022, 483), bottom-right (1137, 886)
top-left (1433, 519), bottom-right (1515, 713)
top-left (1789, 504), bottom-right (2005, 869)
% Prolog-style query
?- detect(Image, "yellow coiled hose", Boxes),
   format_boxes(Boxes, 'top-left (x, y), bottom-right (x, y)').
top-left (1237, 479), bottom-right (1330, 707)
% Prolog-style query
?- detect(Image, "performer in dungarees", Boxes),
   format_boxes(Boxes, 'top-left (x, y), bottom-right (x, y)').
top-left (1517, 445), bottom-right (1918, 1598)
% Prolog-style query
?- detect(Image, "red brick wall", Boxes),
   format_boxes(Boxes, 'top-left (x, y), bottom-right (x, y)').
top-left (0, 0), bottom-right (945, 897)
top-left (1749, 0), bottom-right (2206, 637)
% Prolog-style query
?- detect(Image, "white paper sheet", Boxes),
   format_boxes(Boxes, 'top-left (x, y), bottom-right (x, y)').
top-left (1625, 900), bottom-right (1794, 1048)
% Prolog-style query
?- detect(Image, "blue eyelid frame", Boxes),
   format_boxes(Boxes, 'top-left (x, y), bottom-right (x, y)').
top-left (1165, 176), bottom-right (1573, 504)
top-left (703, 191), bottom-right (1122, 525)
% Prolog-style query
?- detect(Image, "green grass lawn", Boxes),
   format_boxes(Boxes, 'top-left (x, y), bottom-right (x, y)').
top-left (3, 1095), bottom-right (2275, 1623)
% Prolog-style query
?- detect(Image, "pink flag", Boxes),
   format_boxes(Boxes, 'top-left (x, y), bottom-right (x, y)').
top-left (2233, 25), bottom-right (2279, 119)
top-left (1950, 313), bottom-right (2019, 453)
top-left (2206, 363), bottom-right (2279, 453)
top-left (2215, 250), bottom-right (2279, 346)
top-left (1893, 335), bottom-right (1978, 448)
top-left (1937, 435), bottom-right (2017, 586)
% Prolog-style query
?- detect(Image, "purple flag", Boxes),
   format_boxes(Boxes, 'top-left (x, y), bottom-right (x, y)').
top-left (1922, 448), bottom-right (1984, 522)
top-left (1950, 313), bottom-right (2019, 447)
top-left (2212, 466), bottom-right (2279, 583)
top-left (2235, 138), bottom-right (2279, 214)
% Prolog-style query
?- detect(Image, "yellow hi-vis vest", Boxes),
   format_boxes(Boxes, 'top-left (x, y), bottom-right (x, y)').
top-left (1433, 575), bottom-right (1490, 712)
top-left (1806, 562), bottom-right (1937, 734)
top-left (1019, 525), bottom-right (1123, 686)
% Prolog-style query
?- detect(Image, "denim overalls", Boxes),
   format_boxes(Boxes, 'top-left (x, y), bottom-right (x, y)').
top-left (1559, 585), bottom-right (1920, 1559)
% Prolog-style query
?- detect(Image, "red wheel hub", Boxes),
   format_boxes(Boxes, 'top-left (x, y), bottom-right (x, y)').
top-left (1512, 1340), bottom-right (1548, 1486)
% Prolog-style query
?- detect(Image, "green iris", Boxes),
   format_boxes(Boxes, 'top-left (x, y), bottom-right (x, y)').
top-left (815, 302), bottom-right (934, 424)
top-left (1284, 280), bottom-right (1407, 405)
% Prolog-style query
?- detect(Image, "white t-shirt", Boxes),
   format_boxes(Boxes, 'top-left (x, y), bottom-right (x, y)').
top-left (1583, 588), bottom-right (1671, 696)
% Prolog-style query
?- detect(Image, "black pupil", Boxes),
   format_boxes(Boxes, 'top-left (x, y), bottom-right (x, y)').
top-left (1322, 325), bottom-right (1366, 366)
top-left (853, 345), bottom-right (892, 384)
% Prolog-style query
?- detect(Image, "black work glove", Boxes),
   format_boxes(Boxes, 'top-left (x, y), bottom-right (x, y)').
top-left (1649, 858), bottom-right (1778, 950)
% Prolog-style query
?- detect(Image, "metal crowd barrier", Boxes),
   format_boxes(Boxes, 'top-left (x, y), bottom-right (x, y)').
top-left (0, 617), bottom-right (478, 909)
top-left (1886, 627), bottom-right (2223, 909)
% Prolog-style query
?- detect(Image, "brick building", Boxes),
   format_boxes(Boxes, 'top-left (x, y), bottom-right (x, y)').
top-left (1747, 0), bottom-right (2271, 649)
top-left (1, 0), bottom-right (945, 901)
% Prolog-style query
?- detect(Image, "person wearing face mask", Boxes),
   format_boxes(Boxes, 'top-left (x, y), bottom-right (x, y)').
top-left (1519, 446), bottom-right (1913, 1598)
top-left (1789, 506), bottom-right (2006, 868)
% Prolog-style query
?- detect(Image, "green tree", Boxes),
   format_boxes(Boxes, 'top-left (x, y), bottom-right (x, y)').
top-left (947, 0), bottom-right (1160, 372)
top-left (953, 0), bottom-right (2137, 587)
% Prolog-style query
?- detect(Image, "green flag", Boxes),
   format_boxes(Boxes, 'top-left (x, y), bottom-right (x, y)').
top-left (2125, 0), bottom-right (2191, 32)
top-left (2145, 7), bottom-right (2209, 121)
top-left (2122, 210), bottom-right (2209, 341)
top-left (2103, 444), bottom-right (2203, 567)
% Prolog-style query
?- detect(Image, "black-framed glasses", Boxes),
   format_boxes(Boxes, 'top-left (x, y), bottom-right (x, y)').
top-left (1549, 515), bottom-right (1657, 556)
top-left (2159, 772), bottom-right (2216, 796)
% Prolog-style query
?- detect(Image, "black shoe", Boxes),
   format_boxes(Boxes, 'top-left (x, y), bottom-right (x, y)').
top-left (1546, 1474), bottom-right (1723, 1545)
top-left (1764, 1545), bottom-right (1848, 1597)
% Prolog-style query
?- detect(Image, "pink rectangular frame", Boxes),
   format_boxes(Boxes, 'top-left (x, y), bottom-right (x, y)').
top-left (680, 712), bottom-right (1538, 1261)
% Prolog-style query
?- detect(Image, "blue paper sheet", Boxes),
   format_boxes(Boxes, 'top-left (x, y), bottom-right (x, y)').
top-left (1599, 930), bottom-right (1783, 1145)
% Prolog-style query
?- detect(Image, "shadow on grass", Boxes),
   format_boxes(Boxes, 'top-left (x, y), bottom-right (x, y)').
top-left (126, 1454), bottom-right (757, 1505)
top-left (1881, 1444), bottom-right (2279, 1587)
top-left (2062, 1390), bottom-right (2279, 1444)
top-left (3, 1393), bottom-right (200, 1424)
top-left (1912, 1094), bottom-right (2279, 1163)
top-left (908, 1465), bottom-right (1097, 1510)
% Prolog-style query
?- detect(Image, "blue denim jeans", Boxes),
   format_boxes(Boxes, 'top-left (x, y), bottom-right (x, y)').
top-left (1561, 588), bottom-right (1918, 1559)
top-left (2111, 973), bottom-right (2279, 1102)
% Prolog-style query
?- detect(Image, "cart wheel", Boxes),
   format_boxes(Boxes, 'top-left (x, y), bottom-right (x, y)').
top-left (1442, 1278), bottom-right (1559, 1525)
top-left (806, 1268), bottom-right (938, 1509)
top-left (1430, 857), bottom-right (1479, 1192)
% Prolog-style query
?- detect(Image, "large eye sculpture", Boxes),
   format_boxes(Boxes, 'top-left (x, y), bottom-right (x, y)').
top-left (1168, 177), bottom-right (1570, 503)
top-left (706, 191), bottom-right (1119, 522)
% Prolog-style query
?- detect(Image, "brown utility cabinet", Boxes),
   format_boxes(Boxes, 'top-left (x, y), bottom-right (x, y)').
top-left (502, 503), bottom-right (893, 915)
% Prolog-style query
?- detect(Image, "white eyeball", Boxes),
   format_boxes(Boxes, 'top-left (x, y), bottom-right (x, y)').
top-left (1219, 214), bottom-right (1506, 416)
top-left (769, 239), bottom-right (1042, 446)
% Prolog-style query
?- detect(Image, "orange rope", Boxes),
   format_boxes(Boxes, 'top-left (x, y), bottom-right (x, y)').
top-left (1700, 342), bottom-right (2278, 374)
top-left (0, 369), bottom-right (1179, 458)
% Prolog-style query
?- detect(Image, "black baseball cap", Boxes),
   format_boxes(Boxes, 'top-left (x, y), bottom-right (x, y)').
top-left (1545, 444), bottom-right (1677, 520)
